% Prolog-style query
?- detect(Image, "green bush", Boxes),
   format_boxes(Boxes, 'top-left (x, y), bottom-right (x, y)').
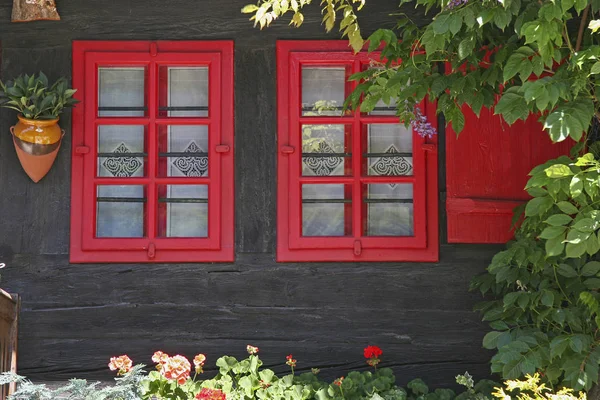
top-left (472, 150), bottom-right (600, 391)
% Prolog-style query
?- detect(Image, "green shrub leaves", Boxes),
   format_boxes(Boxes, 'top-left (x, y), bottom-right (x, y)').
top-left (473, 153), bottom-right (600, 391)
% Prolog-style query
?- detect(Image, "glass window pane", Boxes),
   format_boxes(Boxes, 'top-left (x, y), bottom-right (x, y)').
top-left (98, 125), bottom-right (146, 177)
top-left (302, 184), bottom-right (352, 236)
top-left (365, 124), bottom-right (413, 176)
top-left (98, 67), bottom-right (146, 117)
top-left (158, 125), bottom-right (209, 177)
top-left (158, 185), bottom-right (208, 238)
top-left (96, 185), bottom-right (145, 238)
top-left (302, 124), bottom-right (351, 176)
top-left (369, 97), bottom-right (398, 115)
top-left (364, 183), bottom-right (413, 236)
top-left (302, 67), bottom-right (348, 116)
top-left (159, 67), bottom-right (209, 117)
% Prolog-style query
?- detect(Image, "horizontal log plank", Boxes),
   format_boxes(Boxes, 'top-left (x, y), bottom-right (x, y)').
top-left (2, 250), bottom-right (498, 312)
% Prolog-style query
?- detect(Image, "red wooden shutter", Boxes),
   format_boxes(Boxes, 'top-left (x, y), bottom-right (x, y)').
top-left (277, 41), bottom-right (438, 262)
top-left (446, 106), bottom-right (572, 243)
top-left (70, 41), bottom-right (234, 262)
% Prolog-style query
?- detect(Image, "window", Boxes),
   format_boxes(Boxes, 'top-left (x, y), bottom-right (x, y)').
top-left (276, 41), bottom-right (438, 262)
top-left (70, 41), bottom-right (234, 263)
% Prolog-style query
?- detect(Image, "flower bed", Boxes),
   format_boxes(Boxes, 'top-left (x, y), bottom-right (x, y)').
top-left (0, 345), bottom-right (499, 400)
top-left (0, 345), bottom-right (588, 400)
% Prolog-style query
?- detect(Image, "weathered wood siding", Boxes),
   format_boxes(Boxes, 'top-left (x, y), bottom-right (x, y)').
top-left (0, 0), bottom-right (498, 386)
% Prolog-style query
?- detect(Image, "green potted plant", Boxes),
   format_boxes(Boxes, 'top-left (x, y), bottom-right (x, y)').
top-left (0, 72), bottom-right (78, 182)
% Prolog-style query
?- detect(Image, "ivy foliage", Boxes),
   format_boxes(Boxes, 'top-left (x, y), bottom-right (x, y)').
top-left (471, 148), bottom-right (600, 391)
top-left (242, 0), bottom-right (600, 141)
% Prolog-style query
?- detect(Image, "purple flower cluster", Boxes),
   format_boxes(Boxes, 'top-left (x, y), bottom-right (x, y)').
top-left (446, 0), bottom-right (469, 9)
top-left (412, 107), bottom-right (437, 139)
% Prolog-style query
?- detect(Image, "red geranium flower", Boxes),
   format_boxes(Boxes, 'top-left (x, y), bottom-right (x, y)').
top-left (334, 377), bottom-right (344, 387)
top-left (152, 351), bottom-right (169, 365)
top-left (161, 354), bottom-right (191, 384)
top-left (196, 388), bottom-right (227, 400)
top-left (285, 354), bottom-right (297, 367)
top-left (364, 345), bottom-right (382, 369)
top-left (363, 345), bottom-right (382, 359)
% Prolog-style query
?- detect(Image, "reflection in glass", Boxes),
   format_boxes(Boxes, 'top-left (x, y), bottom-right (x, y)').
top-left (302, 67), bottom-right (347, 116)
top-left (302, 124), bottom-right (351, 176)
top-left (302, 184), bottom-right (352, 236)
top-left (366, 124), bottom-right (413, 176)
top-left (365, 184), bottom-right (413, 236)
top-left (98, 67), bottom-right (146, 117)
top-left (158, 125), bottom-right (209, 177)
top-left (158, 185), bottom-right (208, 238)
top-left (98, 125), bottom-right (146, 177)
top-left (96, 185), bottom-right (145, 238)
top-left (159, 67), bottom-right (209, 117)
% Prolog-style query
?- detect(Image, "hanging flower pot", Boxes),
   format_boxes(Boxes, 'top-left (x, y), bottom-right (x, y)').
top-left (0, 73), bottom-right (78, 183)
top-left (11, 0), bottom-right (60, 22)
top-left (11, 116), bottom-right (64, 183)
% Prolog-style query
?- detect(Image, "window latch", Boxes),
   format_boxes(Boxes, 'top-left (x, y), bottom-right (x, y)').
top-left (215, 145), bottom-right (230, 153)
top-left (147, 243), bottom-right (156, 260)
top-left (280, 146), bottom-right (295, 154)
top-left (421, 144), bottom-right (437, 153)
top-left (75, 145), bottom-right (90, 155)
top-left (354, 240), bottom-right (362, 256)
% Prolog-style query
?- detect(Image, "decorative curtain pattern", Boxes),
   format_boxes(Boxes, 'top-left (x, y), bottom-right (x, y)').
top-left (12, 0), bottom-right (60, 22)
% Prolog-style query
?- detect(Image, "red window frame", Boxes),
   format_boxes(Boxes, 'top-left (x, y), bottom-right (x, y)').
top-left (276, 41), bottom-right (439, 262)
top-left (70, 41), bottom-right (234, 263)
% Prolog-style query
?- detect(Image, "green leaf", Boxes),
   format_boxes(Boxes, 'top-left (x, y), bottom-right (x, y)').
top-left (584, 278), bottom-right (600, 289)
top-left (570, 336), bottom-right (584, 353)
top-left (504, 47), bottom-right (535, 82)
top-left (540, 225), bottom-right (566, 239)
top-left (546, 234), bottom-right (566, 256)
top-left (541, 290), bottom-right (555, 306)
top-left (557, 263), bottom-right (578, 277)
top-left (587, 233), bottom-right (600, 255)
top-left (582, 261), bottom-right (600, 276)
top-left (573, 218), bottom-right (596, 232)
top-left (571, 175), bottom-right (584, 197)
top-left (458, 37), bottom-right (475, 60)
top-left (550, 336), bottom-right (570, 358)
top-left (545, 164), bottom-right (573, 177)
top-left (483, 331), bottom-right (505, 349)
top-left (567, 241), bottom-right (588, 258)
top-left (544, 98), bottom-right (595, 142)
top-left (566, 228), bottom-right (590, 244)
top-left (545, 214), bottom-right (573, 226)
top-left (433, 14), bottom-right (451, 34)
top-left (557, 201), bottom-right (579, 214)
top-left (449, 14), bottom-right (462, 35)
top-left (525, 196), bottom-right (553, 216)
top-left (502, 359), bottom-right (522, 379)
top-left (495, 92), bottom-right (529, 124)
top-left (504, 292), bottom-right (521, 307)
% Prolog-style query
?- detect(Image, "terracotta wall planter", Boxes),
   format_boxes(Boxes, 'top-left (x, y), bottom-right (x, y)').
top-left (11, 115), bottom-right (64, 183)
top-left (11, 0), bottom-right (60, 22)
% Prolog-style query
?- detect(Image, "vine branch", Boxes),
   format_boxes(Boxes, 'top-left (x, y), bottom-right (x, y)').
top-left (576, 5), bottom-right (591, 51)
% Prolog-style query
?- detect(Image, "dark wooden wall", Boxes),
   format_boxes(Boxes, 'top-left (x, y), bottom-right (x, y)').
top-left (0, 0), bottom-right (500, 387)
